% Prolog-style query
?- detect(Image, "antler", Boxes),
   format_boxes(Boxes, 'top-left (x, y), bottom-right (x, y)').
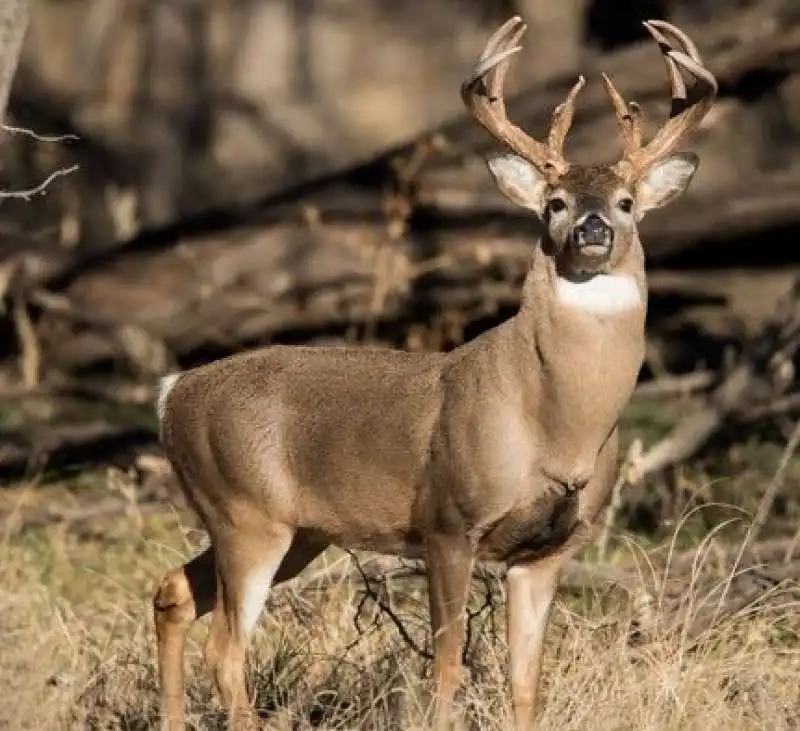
top-left (603, 20), bottom-right (718, 180)
top-left (461, 16), bottom-right (585, 181)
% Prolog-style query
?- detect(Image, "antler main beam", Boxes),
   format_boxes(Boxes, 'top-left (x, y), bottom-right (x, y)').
top-left (604, 20), bottom-right (718, 180)
top-left (461, 15), bottom-right (584, 180)
top-left (462, 17), bottom-right (716, 184)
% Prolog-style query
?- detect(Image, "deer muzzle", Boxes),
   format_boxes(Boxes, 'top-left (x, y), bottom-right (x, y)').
top-left (572, 213), bottom-right (614, 250)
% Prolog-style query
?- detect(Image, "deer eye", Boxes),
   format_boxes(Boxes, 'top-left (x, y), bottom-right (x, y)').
top-left (547, 198), bottom-right (567, 215)
top-left (618, 198), bottom-right (634, 214)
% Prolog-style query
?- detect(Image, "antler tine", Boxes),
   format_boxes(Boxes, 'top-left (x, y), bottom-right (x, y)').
top-left (466, 15), bottom-right (526, 113)
top-left (644, 21), bottom-right (688, 115)
top-left (601, 73), bottom-right (642, 157)
top-left (612, 20), bottom-right (717, 180)
top-left (646, 20), bottom-right (703, 63)
top-left (547, 75), bottom-right (586, 156)
top-left (461, 16), bottom-right (572, 178)
top-left (627, 101), bottom-right (643, 149)
top-left (645, 20), bottom-right (716, 112)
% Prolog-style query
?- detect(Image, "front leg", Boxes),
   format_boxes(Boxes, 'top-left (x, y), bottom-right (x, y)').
top-left (426, 532), bottom-right (475, 730)
top-left (508, 429), bottom-right (620, 728)
top-left (506, 522), bottom-right (592, 730)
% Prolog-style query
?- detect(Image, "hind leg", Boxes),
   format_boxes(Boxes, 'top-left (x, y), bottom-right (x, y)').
top-left (202, 529), bottom-right (327, 663)
top-left (202, 530), bottom-right (327, 726)
top-left (272, 531), bottom-right (329, 586)
top-left (154, 546), bottom-right (217, 731)
top-left (202, 523), bottom-right (296, 730)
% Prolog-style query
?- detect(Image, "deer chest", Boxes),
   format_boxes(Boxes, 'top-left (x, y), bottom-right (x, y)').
top-left (475, 489), bottom-right (581, 565)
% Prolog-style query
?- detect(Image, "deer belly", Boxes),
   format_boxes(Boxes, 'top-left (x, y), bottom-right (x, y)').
top-left (333, 529), bottom-right (427, 559)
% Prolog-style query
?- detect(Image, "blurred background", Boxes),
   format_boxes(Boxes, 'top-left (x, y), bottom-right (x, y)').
top-left (4, 2), bottom-right (800, 728)
top-left (2, 0), bottom-right (800, 542)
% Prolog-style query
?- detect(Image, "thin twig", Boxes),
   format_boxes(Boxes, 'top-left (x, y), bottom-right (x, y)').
top-left (597, 439), bottom-right (643, 561)
top-left (632, 370), bottom-right (715, 400)
top-left (462, 570), bottom-right (497, 667)
top-left (784, 528), bottom-right (800, 564)
top-left (745, 392), bottom-right (800, 422)
top-left (348, 550), bottom-right (433, 660)
top-left (712, 419), bottom-right (800, 627)
top-left (746, 419), bottom-right (800, 551)
top-left (0, 164), bottom-right (80, 202)
top-left (11, 287), bottom-right (40, 389)
top-left (1, 124), bottom-right (78, 144)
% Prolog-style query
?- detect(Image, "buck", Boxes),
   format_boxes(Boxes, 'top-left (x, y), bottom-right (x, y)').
top-left (151, 16), bottom-right (716, 730)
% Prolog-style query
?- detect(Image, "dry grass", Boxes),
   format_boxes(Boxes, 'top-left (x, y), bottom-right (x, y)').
top-left (1, 474), bottom-right (800, 731)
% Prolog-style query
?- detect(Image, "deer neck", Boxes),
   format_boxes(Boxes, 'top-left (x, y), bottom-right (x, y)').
top-left (504, 238), bottom-right (647, 454)
top-left (520, 239), bottom-right (648, 321)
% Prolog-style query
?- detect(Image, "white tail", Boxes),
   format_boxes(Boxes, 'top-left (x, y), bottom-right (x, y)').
top-left (151, 17), bottom-right (716, 731)
top-left (155, 373), bottom-right (181, 424)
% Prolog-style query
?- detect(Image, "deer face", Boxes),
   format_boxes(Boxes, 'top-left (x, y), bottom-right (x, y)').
top-left (485, 152), bottom-right (698, 275)
top-left (462, 16), bottom-right (715, 278)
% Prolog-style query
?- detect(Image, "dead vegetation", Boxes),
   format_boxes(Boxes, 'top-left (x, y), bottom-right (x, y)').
top-left (3, 386), bottom-right (800, 729)
top-left (2, 478), bottom-right (800, 731)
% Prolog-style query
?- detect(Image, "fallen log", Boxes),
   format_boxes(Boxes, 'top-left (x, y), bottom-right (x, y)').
top-left (29, 165), bottom-right (800, 375)
top-left (3, 0), bottom-right (800, 392)
top-left (0, 419), bottom-right (154, 483)
top-left (633, 277), bottom-right (800, 479)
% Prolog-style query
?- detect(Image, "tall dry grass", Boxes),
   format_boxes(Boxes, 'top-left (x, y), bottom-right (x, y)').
top-left (1, 492), bottom-right (799, 731)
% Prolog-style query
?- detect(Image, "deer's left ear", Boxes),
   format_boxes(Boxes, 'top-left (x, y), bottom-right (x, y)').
top-left (634, 152), bottom-right (698, 219)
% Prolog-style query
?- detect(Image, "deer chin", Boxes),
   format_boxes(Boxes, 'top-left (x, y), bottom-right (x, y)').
top-left (560, 243), bottom-right (613, 277)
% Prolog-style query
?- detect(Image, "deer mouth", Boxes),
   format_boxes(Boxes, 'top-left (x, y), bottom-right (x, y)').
top-left (568, 237), bottom-right (613, 263)
top-left (563, 232), bottom-right (613, 274)
top-left (573, 242), bottom-right (611, 256)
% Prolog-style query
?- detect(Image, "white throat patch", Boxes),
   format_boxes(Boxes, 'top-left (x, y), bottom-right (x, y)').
top-left (555, 274), bottom-right (641, 315)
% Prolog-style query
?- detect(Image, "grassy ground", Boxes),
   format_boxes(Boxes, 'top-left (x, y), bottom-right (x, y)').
top-left (2, 402), bottom-right (800, 730)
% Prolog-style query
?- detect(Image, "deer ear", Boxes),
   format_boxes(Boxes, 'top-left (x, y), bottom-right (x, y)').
top-left (635, 152), bottom-right (698, 218)
top-left (486, 153), bottom-right (549, 216)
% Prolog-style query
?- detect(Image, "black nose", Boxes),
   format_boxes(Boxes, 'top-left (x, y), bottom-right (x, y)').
top-left (573, 214), bottom-right (613, 247)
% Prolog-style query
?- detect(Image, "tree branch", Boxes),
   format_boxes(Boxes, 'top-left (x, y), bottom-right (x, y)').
top-left (0, 0), bottom-right (29, 123)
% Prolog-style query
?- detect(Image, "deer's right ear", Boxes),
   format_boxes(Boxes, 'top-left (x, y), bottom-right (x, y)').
top-left (486, 153), bottom-right (548, 215)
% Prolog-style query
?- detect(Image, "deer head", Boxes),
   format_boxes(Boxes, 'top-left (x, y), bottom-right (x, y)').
top-left (462, 17), bottom-right (717, 278)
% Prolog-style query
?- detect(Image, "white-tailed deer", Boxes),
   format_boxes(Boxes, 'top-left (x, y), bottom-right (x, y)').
top-left (152, 16), bottom-right (716, 730)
